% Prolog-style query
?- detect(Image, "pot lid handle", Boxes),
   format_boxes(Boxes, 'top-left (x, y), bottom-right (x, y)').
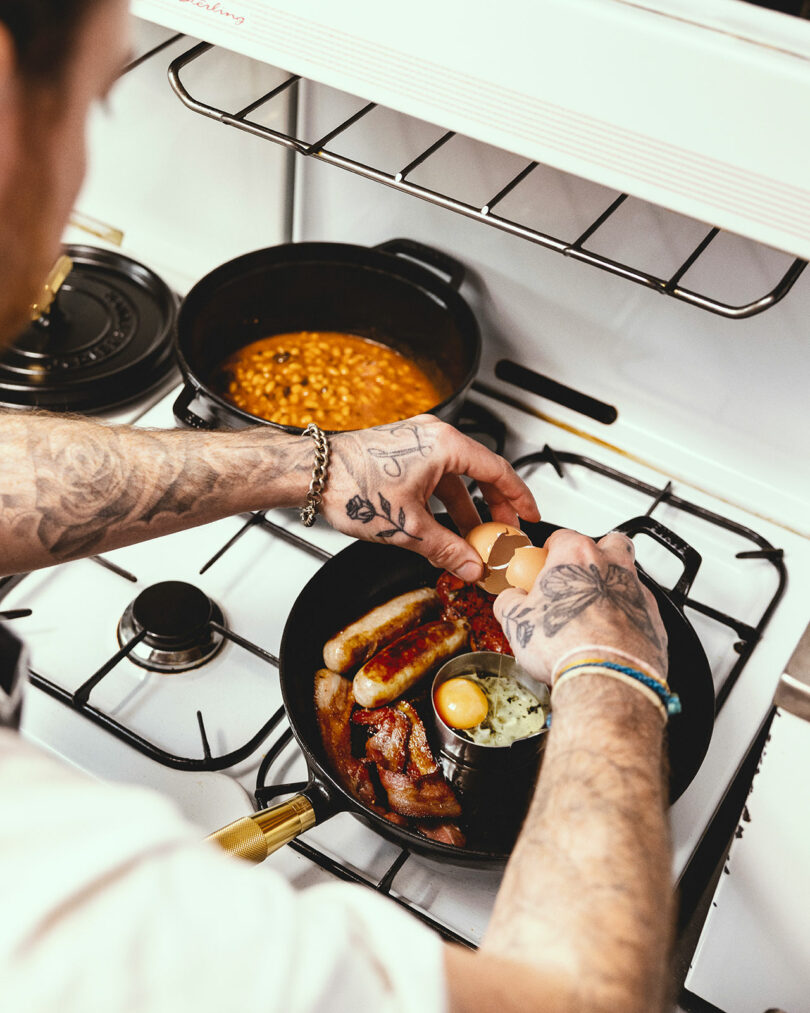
top-left (30, 254), bottom-right (73, 321)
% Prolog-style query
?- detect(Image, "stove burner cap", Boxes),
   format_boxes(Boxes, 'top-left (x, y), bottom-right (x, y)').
top-left (118, 581), bottom-right (225, 673)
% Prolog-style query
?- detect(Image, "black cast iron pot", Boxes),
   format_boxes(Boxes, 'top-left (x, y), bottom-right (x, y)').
top-left (173, 238), bottom-right (481, 432)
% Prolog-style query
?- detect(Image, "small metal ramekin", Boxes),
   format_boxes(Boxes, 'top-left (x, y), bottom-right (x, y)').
top-left (431, 651), bottom-right (550, 772)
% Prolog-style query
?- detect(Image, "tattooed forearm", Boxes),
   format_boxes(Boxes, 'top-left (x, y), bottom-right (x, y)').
top-left (539, 562), bottom-right (662, 647)
top-left (345, 492), bottom-right (422, 541)
top-left (481, 675), bottom-right (672, 1013)
top-left (0, 411), bottom-right (314, 574)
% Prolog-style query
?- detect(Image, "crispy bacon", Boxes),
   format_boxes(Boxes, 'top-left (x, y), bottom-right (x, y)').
top-left (377, 769), bottom-right (462, 819)
top-left (396, 700), bottom-right (438, 777)
top-left (436, 571), bottom-right (512, 655)
top-left (354, 699), bottom-right (462, 820)
top-left (314, 669), bottom-right (377, 808)
top-left (352, 706), bottom-right (409, 772)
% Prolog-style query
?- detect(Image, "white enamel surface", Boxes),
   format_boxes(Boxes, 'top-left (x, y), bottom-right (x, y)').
top-left (686, 708), bottom-right (810, 1012)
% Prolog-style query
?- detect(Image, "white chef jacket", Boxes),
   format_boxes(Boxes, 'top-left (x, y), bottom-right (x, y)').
top-left (0, 730), bottom-right (447, 1013)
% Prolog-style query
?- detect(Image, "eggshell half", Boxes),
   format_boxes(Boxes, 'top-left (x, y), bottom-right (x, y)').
top-left (505, 545), bottom-right (549, 592)
top-left (466, 522), bottom-right (525, 561)
top-left (465, 522), bottom-right (533, 593)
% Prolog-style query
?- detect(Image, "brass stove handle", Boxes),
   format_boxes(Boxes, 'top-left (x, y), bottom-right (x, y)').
top-left (206, 795), bottom-right (316, 864)
top-left (30, 254), bottom-right (73, 321)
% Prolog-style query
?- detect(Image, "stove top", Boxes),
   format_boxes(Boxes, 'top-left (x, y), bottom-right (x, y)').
top-left (4, 384), bottom-right (810, 946)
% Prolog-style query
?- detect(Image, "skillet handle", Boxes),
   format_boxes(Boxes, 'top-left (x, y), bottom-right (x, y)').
top-left (374, 238), bottom-right (466, 290)
top-left (206, 795), bottom-right (316, 864)
top-left (173, 383), bottom-right (215, 430)
top-left (613, 516), bottom-right (702, 609)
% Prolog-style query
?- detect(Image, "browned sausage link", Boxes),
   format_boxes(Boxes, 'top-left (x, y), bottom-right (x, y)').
top-left (323, 588), bottom-right (440, 674)
top-left (353, 619), bottom-right (469, 708)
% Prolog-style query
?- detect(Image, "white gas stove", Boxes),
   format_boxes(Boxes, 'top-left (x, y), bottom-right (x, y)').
top-left (5, 10), bottom-right (810, 1006)
top-left (4, 381), bottom-right (810, 953)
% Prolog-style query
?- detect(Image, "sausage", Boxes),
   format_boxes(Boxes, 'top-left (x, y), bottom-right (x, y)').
top-left (353, 619), bottom-right (469, 708)
top-left (323, 588), bottom-right (440, 675)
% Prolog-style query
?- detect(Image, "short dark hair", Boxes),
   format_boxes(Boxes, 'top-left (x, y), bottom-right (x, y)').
top-left (0, 1), bottom-right (101, 81)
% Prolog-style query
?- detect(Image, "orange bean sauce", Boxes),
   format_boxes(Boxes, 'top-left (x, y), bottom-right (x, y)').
top-left (217, 331), bottom-right (447, 431)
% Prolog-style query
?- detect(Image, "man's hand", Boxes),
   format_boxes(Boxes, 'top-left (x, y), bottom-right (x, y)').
top-left (494, 528), bottom-right (668, 683)
top-left (322, 415), bottom-right (540, 582)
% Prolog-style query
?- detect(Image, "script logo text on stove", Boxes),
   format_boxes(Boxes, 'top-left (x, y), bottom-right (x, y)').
top-left (176, 0), bottom-right (245, 27)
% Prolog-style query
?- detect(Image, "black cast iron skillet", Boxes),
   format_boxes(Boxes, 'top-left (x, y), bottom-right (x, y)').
top-left (209, 516), bottom-right (714, 867)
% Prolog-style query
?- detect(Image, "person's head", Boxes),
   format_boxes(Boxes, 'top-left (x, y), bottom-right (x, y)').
top-left (0, 0), bottom-right (128, 342)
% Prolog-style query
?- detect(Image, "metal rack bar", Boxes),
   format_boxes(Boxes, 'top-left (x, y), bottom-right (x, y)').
top-left (211, 622), bottom-right (280, 666)
top-left (666, 227), bottom-right (720, 292)
top-left (122, 33), bottom-right (185, 77)
top-left (167, 43), bottom-right (807, 319)
top-left (306, 102), bottom-right (377, 155)
top-left (0, 609), bottom-right (32, 621)
top-left (91, 555), bottom-right (138, 583)
top-left (199, 513), bottom-right (265, 574)
top-left (570, 193), bottom-right (628, 249)
top-left (256, 516), bottom-right (333, 561)
top-left (481, 161), bottom-right (537, 215)
top-left (73, 630), bottom-right (147, 707)
top-left (234, 75), bottom-right (300, 121)
top-left (397, 131), bottom-right (455, 181)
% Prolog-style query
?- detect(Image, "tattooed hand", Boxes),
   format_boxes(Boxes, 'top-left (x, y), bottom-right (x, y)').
top-left (321, 415), bottom-right (539, 582)
top-left (494, 529), bottom-right (668, 685)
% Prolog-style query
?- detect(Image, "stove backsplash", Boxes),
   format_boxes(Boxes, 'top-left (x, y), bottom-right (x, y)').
top-left (69, 17), bottom-right (810, 536)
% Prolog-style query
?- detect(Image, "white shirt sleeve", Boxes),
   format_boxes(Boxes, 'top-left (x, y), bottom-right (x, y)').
top-left (0, 730), bottom-right (448, 1013)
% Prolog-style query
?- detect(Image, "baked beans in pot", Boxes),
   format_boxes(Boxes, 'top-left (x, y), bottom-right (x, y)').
top-left (173, 239), bottom-right (482, 434)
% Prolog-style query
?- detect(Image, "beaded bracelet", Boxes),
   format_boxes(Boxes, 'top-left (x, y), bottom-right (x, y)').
top-left (552, 644), bottom-right (668, 688)
top-left (299, 423), bottom-right (330, 527)
top-left (553, 660), bottom-right (682, 721)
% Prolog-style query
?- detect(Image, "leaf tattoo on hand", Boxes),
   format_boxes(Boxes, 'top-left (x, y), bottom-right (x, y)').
top-left (345, 492), bottom-right (422, 541)
top-left (539, 563), bottom-right (662, 647)
top-left (502, 602), bottom-right (535, 649)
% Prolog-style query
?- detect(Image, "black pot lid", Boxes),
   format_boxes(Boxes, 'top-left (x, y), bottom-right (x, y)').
top-left (0, 244), bottom-right (177, 412)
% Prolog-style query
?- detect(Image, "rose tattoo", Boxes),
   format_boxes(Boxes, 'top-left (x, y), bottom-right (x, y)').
top-left (345, 493), bottom-right (422, 541)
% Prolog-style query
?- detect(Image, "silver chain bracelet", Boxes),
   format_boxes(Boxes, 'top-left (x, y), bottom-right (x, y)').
top-left (299, 423), bottom-right (330, 527)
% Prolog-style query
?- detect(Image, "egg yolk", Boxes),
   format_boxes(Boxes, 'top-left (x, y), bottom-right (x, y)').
top-left (435, 678), bottom-right (489, 730)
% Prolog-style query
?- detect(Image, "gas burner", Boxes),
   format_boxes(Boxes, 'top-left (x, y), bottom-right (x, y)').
top-left (117, 581), bottom-right (225, 673)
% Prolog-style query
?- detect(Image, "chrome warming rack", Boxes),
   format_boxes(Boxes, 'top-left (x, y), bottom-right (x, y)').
top-left (167, 42), bottom-right (807, 321)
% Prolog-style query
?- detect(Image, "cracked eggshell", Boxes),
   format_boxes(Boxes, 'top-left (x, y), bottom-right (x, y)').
top-left (465, 522), bottom-right (533, 594)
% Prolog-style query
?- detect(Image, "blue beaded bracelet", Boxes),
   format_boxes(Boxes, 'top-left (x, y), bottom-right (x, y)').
top-left (556, 660), bottom-right (682, 717)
